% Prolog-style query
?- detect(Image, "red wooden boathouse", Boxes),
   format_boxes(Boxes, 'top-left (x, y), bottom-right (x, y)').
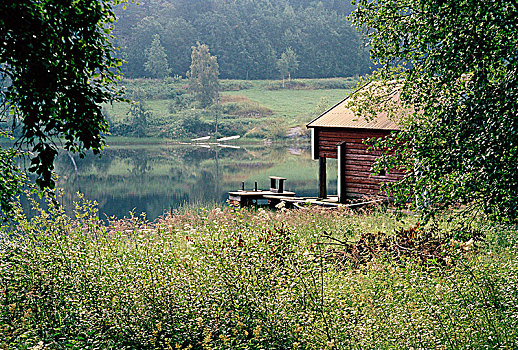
top-left (306, 83), bottom-right (405, 203)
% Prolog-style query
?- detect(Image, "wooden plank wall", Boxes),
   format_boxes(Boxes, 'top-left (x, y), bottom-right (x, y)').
top-left (316, 127), bottom-right (404, 197)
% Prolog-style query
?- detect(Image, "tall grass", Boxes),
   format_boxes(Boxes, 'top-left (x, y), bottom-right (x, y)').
top-left (2, 193), bottom-right (518, 349)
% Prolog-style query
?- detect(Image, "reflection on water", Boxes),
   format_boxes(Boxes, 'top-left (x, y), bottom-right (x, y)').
top-left (50, 142), bottom-right (337, 220)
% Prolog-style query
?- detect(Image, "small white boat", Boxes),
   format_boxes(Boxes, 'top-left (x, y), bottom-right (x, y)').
top-left (217, 135), bottom-right (240, 142)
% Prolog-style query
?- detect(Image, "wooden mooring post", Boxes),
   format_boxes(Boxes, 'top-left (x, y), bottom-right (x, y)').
top-left (269, 176), bottom-right (286, 193)
top-left (229, 176), bottom-right (294, 207)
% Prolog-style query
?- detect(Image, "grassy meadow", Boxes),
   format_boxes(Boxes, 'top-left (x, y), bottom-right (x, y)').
top-left (2, 192), bottom-right (518, 349)
top-left (102, 77), bottom-right (357, 141)
top-left (221, 88), bottom-right (350, 126)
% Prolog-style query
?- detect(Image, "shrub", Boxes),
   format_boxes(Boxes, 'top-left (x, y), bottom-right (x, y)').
top-left (216, 120), bottom-right (249, 137)
top-left (122, 78), bottom-right (187, 101)
top-left (179, 114), bottom-right (214, 138)
top-left (2, 195), bottom-right (518, 349)
top-left (0, 195), bottom-right (326, 349)
top-left (219, 80), bottom-right (254, 91)
top-left (307, 77), bottom-right (358, 90)
top-left (265, 80), bottom-right (306, 90)
top-left (221, 102), bottom-right (273, 119)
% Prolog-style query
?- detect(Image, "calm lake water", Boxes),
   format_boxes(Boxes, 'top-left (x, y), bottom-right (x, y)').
top-left (46, 141), bottom-right (337, 220)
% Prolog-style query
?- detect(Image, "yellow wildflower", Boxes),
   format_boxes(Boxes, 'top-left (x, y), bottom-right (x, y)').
top-left (253, 325), bottom-right (261, 339)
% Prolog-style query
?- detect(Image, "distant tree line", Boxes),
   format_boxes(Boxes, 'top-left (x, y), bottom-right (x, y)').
top-left (113, 0), bottom-right (371, 80)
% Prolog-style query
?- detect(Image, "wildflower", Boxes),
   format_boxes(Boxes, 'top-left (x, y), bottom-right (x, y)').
top-left (31, 341), bottom-right (44, 350)
top-left (462, 238), bottom-right (474, 251)
top-left (203, 329), bottom-right (212, 348)
top-left (23, 308), bottom-right (32, 319)
top-left (253, 325), bottom-right (261, 339)
top-left (275, 201), bottom-right (286, 210)
top-left (219, 334), bottom-right (230, 344)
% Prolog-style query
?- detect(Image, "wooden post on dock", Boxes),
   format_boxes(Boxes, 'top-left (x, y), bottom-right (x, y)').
top-left (319, 157), bottom-right (327, 199)
top-left (337, 142), bottom-right (346, 203)
top-left (269, 176), bottom-right (286, 193)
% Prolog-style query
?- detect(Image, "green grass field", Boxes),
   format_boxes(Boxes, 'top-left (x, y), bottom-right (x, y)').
top-left (102, 78), bottom-right (357, 140)
top-left (221, 88), bottom-right (350, 126)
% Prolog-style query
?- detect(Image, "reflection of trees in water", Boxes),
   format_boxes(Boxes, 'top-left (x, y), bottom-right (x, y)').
top-left (55, 150), bottom-right (113, 179)
top-left (178, 147), bottom-right (214, 166)
top-left (126, 150), bottom-right (152, 177)
top-left (190, 169), bottom-right (218, 202)
top-left (48, 144), bottom-right (312, 219)
top-left (97, 192), bottom-right (190, 220)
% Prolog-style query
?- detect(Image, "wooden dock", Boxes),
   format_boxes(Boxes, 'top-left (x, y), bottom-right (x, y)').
top-left (228, 176), bottom-right (387, 209)
top-left (264, 195), bottom-right (387, 209)
top-left (229, 176), bottom-right (296, 207)
top-left (228, 190), bottom-right (296, 207)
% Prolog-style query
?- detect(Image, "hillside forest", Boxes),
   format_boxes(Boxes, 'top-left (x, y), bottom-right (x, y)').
top-left (113, 0), bottom-right (371, 80)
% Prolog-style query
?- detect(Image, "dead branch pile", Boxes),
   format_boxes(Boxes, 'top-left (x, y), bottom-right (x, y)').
top-left (322, 226), bottom-right (483, 268)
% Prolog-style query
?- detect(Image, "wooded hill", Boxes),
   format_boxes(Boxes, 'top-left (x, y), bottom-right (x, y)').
top-left (113, 0), bottom-right (371, 80)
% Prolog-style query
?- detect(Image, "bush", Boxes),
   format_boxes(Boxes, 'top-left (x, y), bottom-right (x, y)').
top-left (265, 80), bottom-right (307, 90)
top-left (0, 195), bottom-right (323, 349)
top-left (2, 194), bottom-right (518, 349)
top-left (168, 92), bottom-right (193, 113)
top-left (178, 114), bottom-right (213, 138)
top-left (216, 120), bottom-right (249, 137)
top-left (219, 80), bottom-right (254, 91)
top-left (220, 102), bottom-right (273, 118)
top-left (263, 78), bottom-right (359, 91)
top-left (122, 78), bottom-right (187, 101)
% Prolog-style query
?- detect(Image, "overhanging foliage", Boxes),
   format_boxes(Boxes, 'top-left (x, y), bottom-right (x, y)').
top-left (351, 0), bottom-right (518, 221)
top-left (0, 0), bottom-right (126, 214)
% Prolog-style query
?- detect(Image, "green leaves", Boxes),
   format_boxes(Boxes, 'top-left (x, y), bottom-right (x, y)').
top-left (187, 42), bottom-right (220, 108)
top-left (0, 0), bottom-right (125, 199)
top-left (351, 0), bottom-right (518, 222)
top-left (0, 132), bottom-right (30, 219)
top-left (144, 34), bottom-right (171, 79)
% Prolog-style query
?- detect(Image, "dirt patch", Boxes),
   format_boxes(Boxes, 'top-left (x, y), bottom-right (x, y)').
top-left (220, 95), bottom-right (255, 104)
top-left (222, 95), bottom-right (273, 118)
top-left (287, 126), bottom-right (308, 139)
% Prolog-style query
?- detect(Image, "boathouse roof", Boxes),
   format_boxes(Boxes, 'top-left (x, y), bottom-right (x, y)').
top-left (306, 81), bottom-right (403, 131)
